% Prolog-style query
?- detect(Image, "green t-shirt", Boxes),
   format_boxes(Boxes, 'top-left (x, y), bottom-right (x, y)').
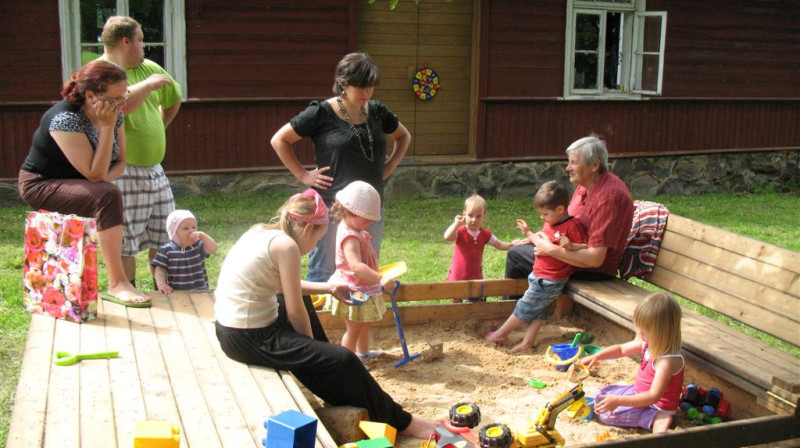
top-left (119, 59), bottom-right (182, 166)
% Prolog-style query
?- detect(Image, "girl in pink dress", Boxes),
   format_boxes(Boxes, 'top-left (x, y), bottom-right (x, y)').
top-left (444, 194), bottom-right (515, 301)
top-left (329, 181), bottom-right (392, 363)
top-left (582, 293), bottom-right (685, 433)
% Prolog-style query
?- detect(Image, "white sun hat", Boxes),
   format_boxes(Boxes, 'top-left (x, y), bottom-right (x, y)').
top-left (166, 209), bottom-right (196, 245)
top-left (335, 181), bottom-right (382, 222)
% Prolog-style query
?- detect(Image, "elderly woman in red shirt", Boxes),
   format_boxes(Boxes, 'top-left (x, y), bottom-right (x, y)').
top-left (504, 135), bottom-right (633, 294)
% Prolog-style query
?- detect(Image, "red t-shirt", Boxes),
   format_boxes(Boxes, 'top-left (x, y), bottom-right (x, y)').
top-left (447, 226), bottom-right (493, 281)
top-left (533, 217), bottom-right (588, 281)
top-left (568, 171), bottom-right (634, 276)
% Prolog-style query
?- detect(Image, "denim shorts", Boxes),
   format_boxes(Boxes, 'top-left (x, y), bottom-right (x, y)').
top-left (512, 273), bottom-right (568, 323)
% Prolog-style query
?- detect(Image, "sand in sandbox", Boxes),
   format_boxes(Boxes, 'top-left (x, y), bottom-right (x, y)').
top-left (324, 314), bottom-right (647, 447)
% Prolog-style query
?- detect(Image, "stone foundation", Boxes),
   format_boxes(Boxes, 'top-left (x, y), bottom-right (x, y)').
top-left (2, 150), bottom-right (797, 207)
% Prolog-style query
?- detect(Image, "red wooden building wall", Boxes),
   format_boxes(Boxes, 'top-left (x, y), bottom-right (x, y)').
top-left (477, 0), bottom-right (800, 159)
top-left (1, 0), bottom-right (798, 180)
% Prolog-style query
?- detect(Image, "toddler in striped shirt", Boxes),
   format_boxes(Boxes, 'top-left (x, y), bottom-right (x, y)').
top-left (152, 209), bottom-right (218, 294)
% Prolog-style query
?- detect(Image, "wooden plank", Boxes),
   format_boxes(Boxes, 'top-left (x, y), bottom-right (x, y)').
top-left (318, 300), bottom-right (517, 330)
top-left (126, 304), bottom-right (184, 430)
top-left (250, 365), bottom-right (307, 415)
top-left (568, 412), bottom-right (800, 448)
top-left (658, 231), bottom-right (799, 304)
top-left (757, 392), bottom-right (800, 416)
top-left (768, 384), bottom-right (800, 404)
top-left (774, 374), bottom-right (800, 393)
top-left (6, 314), bottom-right (54, 448)
top-left (149, 292), bottom-right (222, 448)
top-left (103, 299), bottom-right (147, 447)
top-left (653, 247), bottom-right (798, 321)
top-left (648, 261), bottom-right (800, 346)
top-left (44, 318), bottom-right (80, 448)
top-left (395, 278), bottom-right (528, 301)
top-left (665, 214), bottom-right (800, 275)
top-left (79, 299), bottom-right (116, 448)
top-left (169, 293), bottom-right (255, 448)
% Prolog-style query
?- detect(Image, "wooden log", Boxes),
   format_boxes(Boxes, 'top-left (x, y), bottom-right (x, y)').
top-left (314, 406), bottom-right (369, 445)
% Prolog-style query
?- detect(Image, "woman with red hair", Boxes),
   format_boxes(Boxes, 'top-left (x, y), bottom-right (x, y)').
top-left (18, 59), bottom-right (150, 306)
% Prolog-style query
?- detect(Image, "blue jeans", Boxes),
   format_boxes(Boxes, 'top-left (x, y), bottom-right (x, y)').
top-left (306, 208), bottom-right (384, 282)
top-left (512, 273), bottom-right (568, 323)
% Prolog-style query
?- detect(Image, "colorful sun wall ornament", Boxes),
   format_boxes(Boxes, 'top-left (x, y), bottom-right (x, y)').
top-left (413, 67), bottom-right (439, 101)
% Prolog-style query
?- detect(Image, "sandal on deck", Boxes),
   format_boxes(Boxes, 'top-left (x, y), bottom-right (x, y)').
top-left (100, 291), bottom-right (152, 308)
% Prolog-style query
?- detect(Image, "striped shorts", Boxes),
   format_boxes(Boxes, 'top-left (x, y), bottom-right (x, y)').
top-left (114, 164), bottom-right (175, 257)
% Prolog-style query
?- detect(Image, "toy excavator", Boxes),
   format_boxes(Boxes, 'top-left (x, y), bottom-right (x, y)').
top-left (478, 383), bottom-right (589, 448)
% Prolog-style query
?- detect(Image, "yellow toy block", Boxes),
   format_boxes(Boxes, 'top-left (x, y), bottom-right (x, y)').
top-left (134, 421), bottom-right (180, 448)
top-left (358, 420), bottom-right (397, 445)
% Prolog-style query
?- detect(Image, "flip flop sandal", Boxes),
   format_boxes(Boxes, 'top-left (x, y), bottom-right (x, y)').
top-left (100, 291), bottom-right (152, 308)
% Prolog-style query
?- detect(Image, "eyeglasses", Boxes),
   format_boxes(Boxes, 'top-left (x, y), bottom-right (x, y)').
top-left (97, 90), bottom-right (130, 104)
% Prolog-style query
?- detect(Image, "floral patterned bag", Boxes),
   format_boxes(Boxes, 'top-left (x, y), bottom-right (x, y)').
top-left (23, 211), bottom-right (99, 323)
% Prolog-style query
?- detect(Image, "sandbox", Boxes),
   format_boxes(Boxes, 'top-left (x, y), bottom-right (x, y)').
top-left (324, 314), bottom-right (651, 447)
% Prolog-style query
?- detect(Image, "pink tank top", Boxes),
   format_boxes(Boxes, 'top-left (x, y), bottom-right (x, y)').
top-left (634, 342), bottom-right (684, 411)
top-left (332, 222), bottom-right (382, 296)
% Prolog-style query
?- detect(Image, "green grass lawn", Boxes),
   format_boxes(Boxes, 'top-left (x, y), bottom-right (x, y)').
top-left (1, 190), bottom-right (798, 445)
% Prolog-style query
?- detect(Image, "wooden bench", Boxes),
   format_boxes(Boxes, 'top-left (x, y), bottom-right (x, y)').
top-left (563, 214), bottom-right (800, 416)
top-left (7, 292), bottom-right (338, 448)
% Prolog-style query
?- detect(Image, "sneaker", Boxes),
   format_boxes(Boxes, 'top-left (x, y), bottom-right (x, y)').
top-left (356, 350), bottom-right (382, 361)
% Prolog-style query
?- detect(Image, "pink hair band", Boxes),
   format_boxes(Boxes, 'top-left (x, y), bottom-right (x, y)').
top-left (287, 189), bottom-right (329, 225)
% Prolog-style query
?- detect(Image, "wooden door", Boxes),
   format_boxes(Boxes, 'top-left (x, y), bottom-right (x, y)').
top-left (356, 0), bottom-right (476, 157)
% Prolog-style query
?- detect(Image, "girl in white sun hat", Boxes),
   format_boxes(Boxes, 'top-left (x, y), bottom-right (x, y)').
top-left (329, 181), bottom-right (391, 363)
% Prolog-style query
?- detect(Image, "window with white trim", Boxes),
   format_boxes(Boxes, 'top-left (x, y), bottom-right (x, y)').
top-left (59, 0), bottom-right (187, 99)
top-left (564, 0), bottom-right (666, 98)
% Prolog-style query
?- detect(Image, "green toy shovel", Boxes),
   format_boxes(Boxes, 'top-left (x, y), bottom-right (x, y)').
top-left (54, 350), bottom-right (119, 366)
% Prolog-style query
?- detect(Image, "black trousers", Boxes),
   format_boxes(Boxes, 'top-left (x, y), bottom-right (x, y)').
top-left (215, 294), bottom-right (412, 431)
top-left (504, 244), bottom-right (614, 300)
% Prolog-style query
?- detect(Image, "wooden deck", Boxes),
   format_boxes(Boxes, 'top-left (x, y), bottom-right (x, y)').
top-left (7, 292), bottom-right (338, 448)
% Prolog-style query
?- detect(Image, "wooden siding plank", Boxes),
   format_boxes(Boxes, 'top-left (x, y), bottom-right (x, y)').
top-left (186, 1), bottom-right (350, 98)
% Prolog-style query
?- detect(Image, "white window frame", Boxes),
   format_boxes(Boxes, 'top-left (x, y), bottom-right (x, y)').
top-left (58, 0), bottom-right (187, 99)
top-left (564, 0), bottom-right (666, 99)
top-left (631, 11), bottom-right (667, 95)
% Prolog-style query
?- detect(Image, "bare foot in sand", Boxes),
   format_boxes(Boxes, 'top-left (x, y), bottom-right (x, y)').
top-left (510, 341), bottom-right (534, 353)
top-left (485, 330), bottom-right (507, 344)
top-left (400, 416), bottom-right (439, 439)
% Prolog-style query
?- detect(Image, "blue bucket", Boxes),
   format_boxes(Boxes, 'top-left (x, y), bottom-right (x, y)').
top-left (550, 344), bottom-right (581, 371)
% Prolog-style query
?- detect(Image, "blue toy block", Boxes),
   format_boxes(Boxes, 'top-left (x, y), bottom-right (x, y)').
top-left (263, 409), bottom-right (317, 448)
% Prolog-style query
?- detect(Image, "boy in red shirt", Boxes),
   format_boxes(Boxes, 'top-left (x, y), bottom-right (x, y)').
top-left (486, 181), bottom-right (587, 353)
